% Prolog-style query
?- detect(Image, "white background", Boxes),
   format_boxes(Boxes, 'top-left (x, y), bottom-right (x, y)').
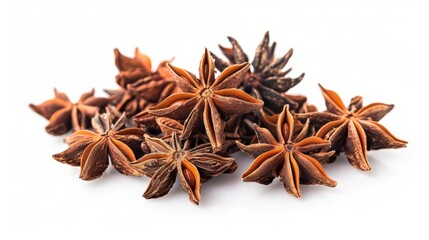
top-left (2, 1), bottom-right (426, 239)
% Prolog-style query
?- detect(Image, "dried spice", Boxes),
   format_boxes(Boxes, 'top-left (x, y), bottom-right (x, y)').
top-left (105, 48), bottom-right (178, 117)
top-left (237, 105), bottom-right (336, 197)
top-left (132, 132), bottom-right (235, 204)
top-left (30, 31), bottom-right (408, 204)
top-left (295, 85), bottom-right (407, 171)
top-left (53, 113), bottom-right (145, 180)
top-left (29, 89), bottom-right (110, 135)
top-left (211, 31), bottom-right (305, 113)
top-left (148, 48), bottom-right (263, 152)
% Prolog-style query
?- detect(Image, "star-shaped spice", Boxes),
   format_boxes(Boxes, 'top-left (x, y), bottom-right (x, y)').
top-left (105, 48), bottom-right (178, 116)
top-left (237, 105), bottom-right (336, 198)
top-left (147, 48), bottom-right (264, 152)
top-left (29, 89), bottom-right (110, 135)
top-left (211, 31), bottom-right (305, 113)
top-left (296, 84), bottom-right (408, 171)
top-left (132, 132), bottom-right (235, 204)
top-left (53, 113), bottom-right (145, 180)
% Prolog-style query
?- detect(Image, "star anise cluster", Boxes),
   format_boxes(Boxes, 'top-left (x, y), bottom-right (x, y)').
top-left (30, 32), bottom-right (407, 204)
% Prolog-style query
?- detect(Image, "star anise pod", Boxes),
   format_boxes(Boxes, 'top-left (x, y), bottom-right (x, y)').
top-left (53, 113), bottom-right (145, 180)
top-left (211, 31), bottom-right (304, 113)
top-left (132, 132), bottom-right (235, 204)
top-left (29, 89), bottom-right (110, 135)
top-left (147, 49), bottom-right (264, 152)
top-left (296, 84), bottom-right (408, 171)
top-left (105, 48), bottom-right (178, 116)
top-left (237, 105), bottom-right (336, 198)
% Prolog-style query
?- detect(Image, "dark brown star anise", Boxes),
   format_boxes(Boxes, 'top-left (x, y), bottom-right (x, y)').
top-left (132, 132), bottom-right (235, 204)
top-left (148, 48), bottom-right (263, 152)
top-left (105, 48), bottom-right (178, 116)
top-left (53, 113), bottom-right (145, 180)
top-left (237, 105), bottom-right (336, 198)
top-left (29, 89), bottom-right (110, 135)
top-left (211, 31), bottom-right (305, 113)
top-left (296, 84), bottom-right (408, 171)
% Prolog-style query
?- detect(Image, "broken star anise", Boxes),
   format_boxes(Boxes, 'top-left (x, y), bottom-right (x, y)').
top-left (53, 113), bottom-right (145, 180)
top-left (211, 31), bottom-right (305, 113)
top-left (237, 105), bottom-right (336, 198)
top-left (148, 48), bottom-right (264, 152)
top-left (105, 48), bottom-right (178, 116)
top-left (132, 132), bottom-right (235, 205)
top-left (296, 84), bottom-right (408, 171)
top-left (29, 88), bottom-right (110, 135)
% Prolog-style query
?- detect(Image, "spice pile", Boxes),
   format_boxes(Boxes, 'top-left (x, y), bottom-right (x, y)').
top-left (30, 32), bottom-right (407, 204)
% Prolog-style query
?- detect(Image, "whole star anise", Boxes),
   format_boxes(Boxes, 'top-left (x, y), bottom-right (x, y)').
top-left (105, 48), bottom-right (178, 116)
top-left (237, 105), bottom-right (336, 198)
top-left (296, 84), bottom-right (408, 171)
top-left (132, 132), bottom-right (235, 204)
top-left (29, 89), bottom-right (110, 135)
top-left (53, 113), bottom-right (145, 180)
top-left (211, 31), bottom-right (305, 113)
top-left (147, 48), bottom-right (264, 152)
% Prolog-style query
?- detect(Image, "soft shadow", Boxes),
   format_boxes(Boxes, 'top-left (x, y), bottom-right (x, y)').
top-left (321, 154), bottom-right (352, 175)
top-left (198, 152), bottom-right (249, 207)
top-left (137, 183), bottom-right (189, 206)
top-left (256, 179), bottom-right (335, 202)
top-left (298, 184), bottom-right (337, 202)
top-left (82, 165), bottom-right (148, 188)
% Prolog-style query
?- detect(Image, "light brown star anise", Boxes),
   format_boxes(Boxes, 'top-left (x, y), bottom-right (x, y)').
top-left (296, 84), bottom-right (408, 171)
top-left (53, 113), bottom-right (145, 180)
top-left (29, 89), bottom-right (110, 135)
top-left (237, 105), bottom-right (336, 198)
top-left (132, 132), bottom-right (235, 205)
top-left (211, 31), bottom-right (305, 113)
top-left (148, 49), bottom-right (264, 152)
top-left (105, 48), bottom-right (178, 116)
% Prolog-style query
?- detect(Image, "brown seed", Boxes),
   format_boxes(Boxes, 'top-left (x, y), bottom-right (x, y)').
top-left (148, 48), bottom-right (263, 152)
top-left (132, 132), bottom-right (236, 204)
top-left (29, 88), bottom-right (110, 135)
top-left (182, 168), bottom-right (196, 190)
top-left (295, 84), bottom-right (407, 171)
top-left (236, 105), bottom-right (336, 198)
top-left (106, 48), bottom-right (180, 117)
top-left (52, 113), bottom-right (145, 180)
top-left (211, 31), bottom-right (305, 113)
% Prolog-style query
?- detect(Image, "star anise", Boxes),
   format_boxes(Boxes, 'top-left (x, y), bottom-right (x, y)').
top-left (105, 48), bottom-right (178, 116)
top-left (132, 132), bottom-right (235, 204)
top-left (296, 84), bottom-right (408, 171)
top-left (29, 89), bottom-right (110, 135)
top-left (237, 105), bottom-right (336, 198)
top-left (211, 31), bottom-right (305, 113)
top-left (53, 113), bottom-right (145, 180)
top-left (147, 49), bottom-right (264, 152)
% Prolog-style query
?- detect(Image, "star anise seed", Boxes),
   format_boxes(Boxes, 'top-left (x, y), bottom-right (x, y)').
top-left (132, 132), bottom-right (235, 205)
top-left (53, 113), bottom-right (145, 180)
top-left (295, 84), bottom-right (408, 171)
top-left (30, 88), bottom-right (110, 135)
top-left (106, 48), bottom-right (178, 117)
top-left (237, 105), bottom-right (336, 198)
top-left (148, 48), bottom-right (263, 152)
top-left (211, 31), bottom-right (305, 113)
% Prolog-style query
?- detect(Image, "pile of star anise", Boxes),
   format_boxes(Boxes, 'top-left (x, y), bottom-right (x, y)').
top-left (30, 32), bottom-right (407, 204)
